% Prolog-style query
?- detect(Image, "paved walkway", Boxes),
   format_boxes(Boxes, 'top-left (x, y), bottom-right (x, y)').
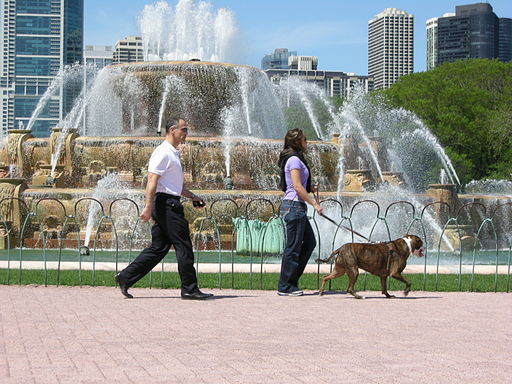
top-left (0, 286), bottom-right (510, 384)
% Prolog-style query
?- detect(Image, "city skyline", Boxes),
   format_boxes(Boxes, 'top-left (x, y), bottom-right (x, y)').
top-left (1, 0), bottom-right (83, 136)
top-left (85, 0), bottom-right (512, 74)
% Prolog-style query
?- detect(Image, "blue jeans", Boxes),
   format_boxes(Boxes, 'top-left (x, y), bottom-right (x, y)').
top-left (278, 200), bottom-right (317, 293)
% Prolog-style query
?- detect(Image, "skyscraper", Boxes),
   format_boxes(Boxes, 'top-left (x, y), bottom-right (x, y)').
top-left (368, 8), bottom-right (414, 89)
top-left (434, 3), bottom-right (512, 67)
top-left (498, 18), bottom-right (512, 62)
top-left (426, 14), bottom-right (455, 71)
top-left (0, 0), bottom-right (84, 137)
top-left (426, 17), bottom-right (439, 72)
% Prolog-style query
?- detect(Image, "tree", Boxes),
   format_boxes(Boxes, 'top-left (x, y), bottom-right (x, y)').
top-left (382, 59), bottom-right (512, 183)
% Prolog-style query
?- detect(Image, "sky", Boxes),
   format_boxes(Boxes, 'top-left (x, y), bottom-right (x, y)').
top-left (85, 0), bottom-right (512, 74)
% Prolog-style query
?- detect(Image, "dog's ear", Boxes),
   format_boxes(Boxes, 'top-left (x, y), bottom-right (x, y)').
top-left (411, 235), bottom-right (423, 249)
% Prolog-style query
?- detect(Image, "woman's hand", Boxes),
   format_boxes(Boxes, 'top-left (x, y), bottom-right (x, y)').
top-left (311, 183), bottom-right (322, 215)
top-left (313, 201), bottom-right (323, 216)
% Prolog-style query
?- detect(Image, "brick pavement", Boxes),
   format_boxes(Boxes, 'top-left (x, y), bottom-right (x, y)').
top-left (0, 285), bottom-right (511, 384)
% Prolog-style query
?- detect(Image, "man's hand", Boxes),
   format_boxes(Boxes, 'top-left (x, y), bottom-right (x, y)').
top-left (140, 205), bottom-right (152, 222)
top-left (192, 195), bottom-right (206, 208)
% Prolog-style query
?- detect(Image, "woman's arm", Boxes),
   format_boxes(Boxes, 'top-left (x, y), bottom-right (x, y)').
top-left (290, 169), bottom-right (323, 215)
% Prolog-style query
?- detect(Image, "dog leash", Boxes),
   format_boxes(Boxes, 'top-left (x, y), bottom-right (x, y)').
top-left (313, 185), bottom-right (371, 242)
top-left (319, 213), bottom-right (371, 242)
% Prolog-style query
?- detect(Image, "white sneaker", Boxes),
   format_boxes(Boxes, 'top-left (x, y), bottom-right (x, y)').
top-left (277, 290), bottom-right (304, 296)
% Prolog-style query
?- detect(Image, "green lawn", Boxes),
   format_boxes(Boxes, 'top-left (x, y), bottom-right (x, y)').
top-left (1, 269), bottom-right (510, 293)
top-left (0, 249), bottom-right (281, 264)
top-left (1, 248), bottom-right (510, 265)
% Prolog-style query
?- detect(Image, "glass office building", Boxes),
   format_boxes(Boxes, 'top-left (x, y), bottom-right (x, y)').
top-left (436, 3), bottom-right (511, 67)
top-left (261, 48), bottom-right (297, 70)
top-left (499, 18), bottom-right (512, 62)
top-left (1, 0), bottom-right (84, 137)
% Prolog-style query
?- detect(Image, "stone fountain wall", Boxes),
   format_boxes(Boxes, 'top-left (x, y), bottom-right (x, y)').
top-left (3, 129), bottom-right (511, 251)
top-left (8, 131), bottom-right (341, 192)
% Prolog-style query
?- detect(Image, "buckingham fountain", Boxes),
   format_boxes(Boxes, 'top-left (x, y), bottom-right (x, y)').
top-left (0, 0), bottom-right (511, 264)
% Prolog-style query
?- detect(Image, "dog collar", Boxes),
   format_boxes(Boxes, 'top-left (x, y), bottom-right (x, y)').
top-left (402, 237), bottom-right (413, 255)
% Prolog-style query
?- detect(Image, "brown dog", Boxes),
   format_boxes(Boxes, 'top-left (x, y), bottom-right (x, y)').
top-left (317, 234), bottom-right (424, 299)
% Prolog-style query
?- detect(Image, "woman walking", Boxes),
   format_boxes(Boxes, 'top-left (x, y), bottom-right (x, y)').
top-left (277, 129), bottom-right (323, 296)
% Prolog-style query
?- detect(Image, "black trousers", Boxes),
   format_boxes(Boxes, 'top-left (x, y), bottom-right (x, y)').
top-left (119, 193), bottom-right (199, 294)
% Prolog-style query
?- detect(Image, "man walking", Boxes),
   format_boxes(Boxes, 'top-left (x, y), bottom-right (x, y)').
top-left (115, 118), bottom-right (213, 300)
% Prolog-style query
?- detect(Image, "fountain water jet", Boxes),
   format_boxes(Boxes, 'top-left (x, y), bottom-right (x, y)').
top-left (139, 0), bottom-right (239, 63)
top-left (25, 63), bottom-right (84, 133)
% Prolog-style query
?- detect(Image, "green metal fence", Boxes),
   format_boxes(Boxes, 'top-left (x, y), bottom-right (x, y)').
top-left (1, 196), bottom-right (510, 292)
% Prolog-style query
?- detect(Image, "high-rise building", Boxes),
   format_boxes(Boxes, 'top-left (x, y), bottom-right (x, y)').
top-left (0, 0), bottom-right (84, 137)
top-left (368, 8), bottom-right (414, 89)
top-left (426, 17), bottom-right (439, 72)
top-left (426, 14), bottom-right (455, 71)
top-left (434, 3), bottom-right (512, 67)
top-left (261, 48), bottom-right (297, 70)
top-left (288, 56), bottom-right (318, 71)
top-left (113, 36), bottom-right (143, 64)
top-left (498, 18), bottom-right (512, 62)
top-left (84, 45), bottom-right (113, 69)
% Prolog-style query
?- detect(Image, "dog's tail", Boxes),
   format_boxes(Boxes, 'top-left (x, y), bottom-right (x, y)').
top-left (315, 250), bottom-right (337, 264)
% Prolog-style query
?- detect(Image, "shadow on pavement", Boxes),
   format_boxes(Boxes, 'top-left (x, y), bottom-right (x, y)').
top-left (311, 291), bottom-right (442, 299)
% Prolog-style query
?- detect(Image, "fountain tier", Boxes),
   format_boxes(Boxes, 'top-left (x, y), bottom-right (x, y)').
top-left (76, 61), bottom-right (287, 139)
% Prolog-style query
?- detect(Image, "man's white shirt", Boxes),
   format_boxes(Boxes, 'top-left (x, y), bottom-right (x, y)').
top-left (147, 140), bottom-right (183, 196)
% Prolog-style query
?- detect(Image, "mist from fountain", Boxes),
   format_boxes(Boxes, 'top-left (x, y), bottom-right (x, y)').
top-left (315, 183), bottom-right (455, 256)
top-left (156, 75), bottom-right (189, 136)
top-left (440, 169), bottom-right (447, 184)
top-left (44, 61), bottom-right (462, 198)
top-left (25, 63), bottom-right (83, 132)
top-left (235, 67), bottom-right (254, 136)
top-left (58, 64), bottom-right (98, 131)
top-left (275, 77), bottom-right (326, 140)
top-left (335, 130), bottom-right (348, 201)
top-left (465, 179), bottom-right (512, 196)
top-left (157, 76), bottom-right (172, 135)
top-left (139, 0), bottom-right (239, 63)
top-left (405, 125), bottom-right (460, 185)
top-left (334, 88), bottom-right (461, 192)
top-left (38, 0), bottom-right (464, 206)
top-left (338, 103), bottom-right (385, 186)
top-left (220, 106), bottom-right (236, 178)
top-left (50, 66), bottom-right (126, 176)
top-left (73, 66), bottom-right (126, 137)
top-left (82, 173), bottom-right (144, 248)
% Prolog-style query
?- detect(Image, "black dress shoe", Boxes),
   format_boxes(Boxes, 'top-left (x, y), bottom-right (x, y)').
top-left (115, 273), bottom-right (133, 299)
top-left (181, 290), bottom-right (214, 300)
